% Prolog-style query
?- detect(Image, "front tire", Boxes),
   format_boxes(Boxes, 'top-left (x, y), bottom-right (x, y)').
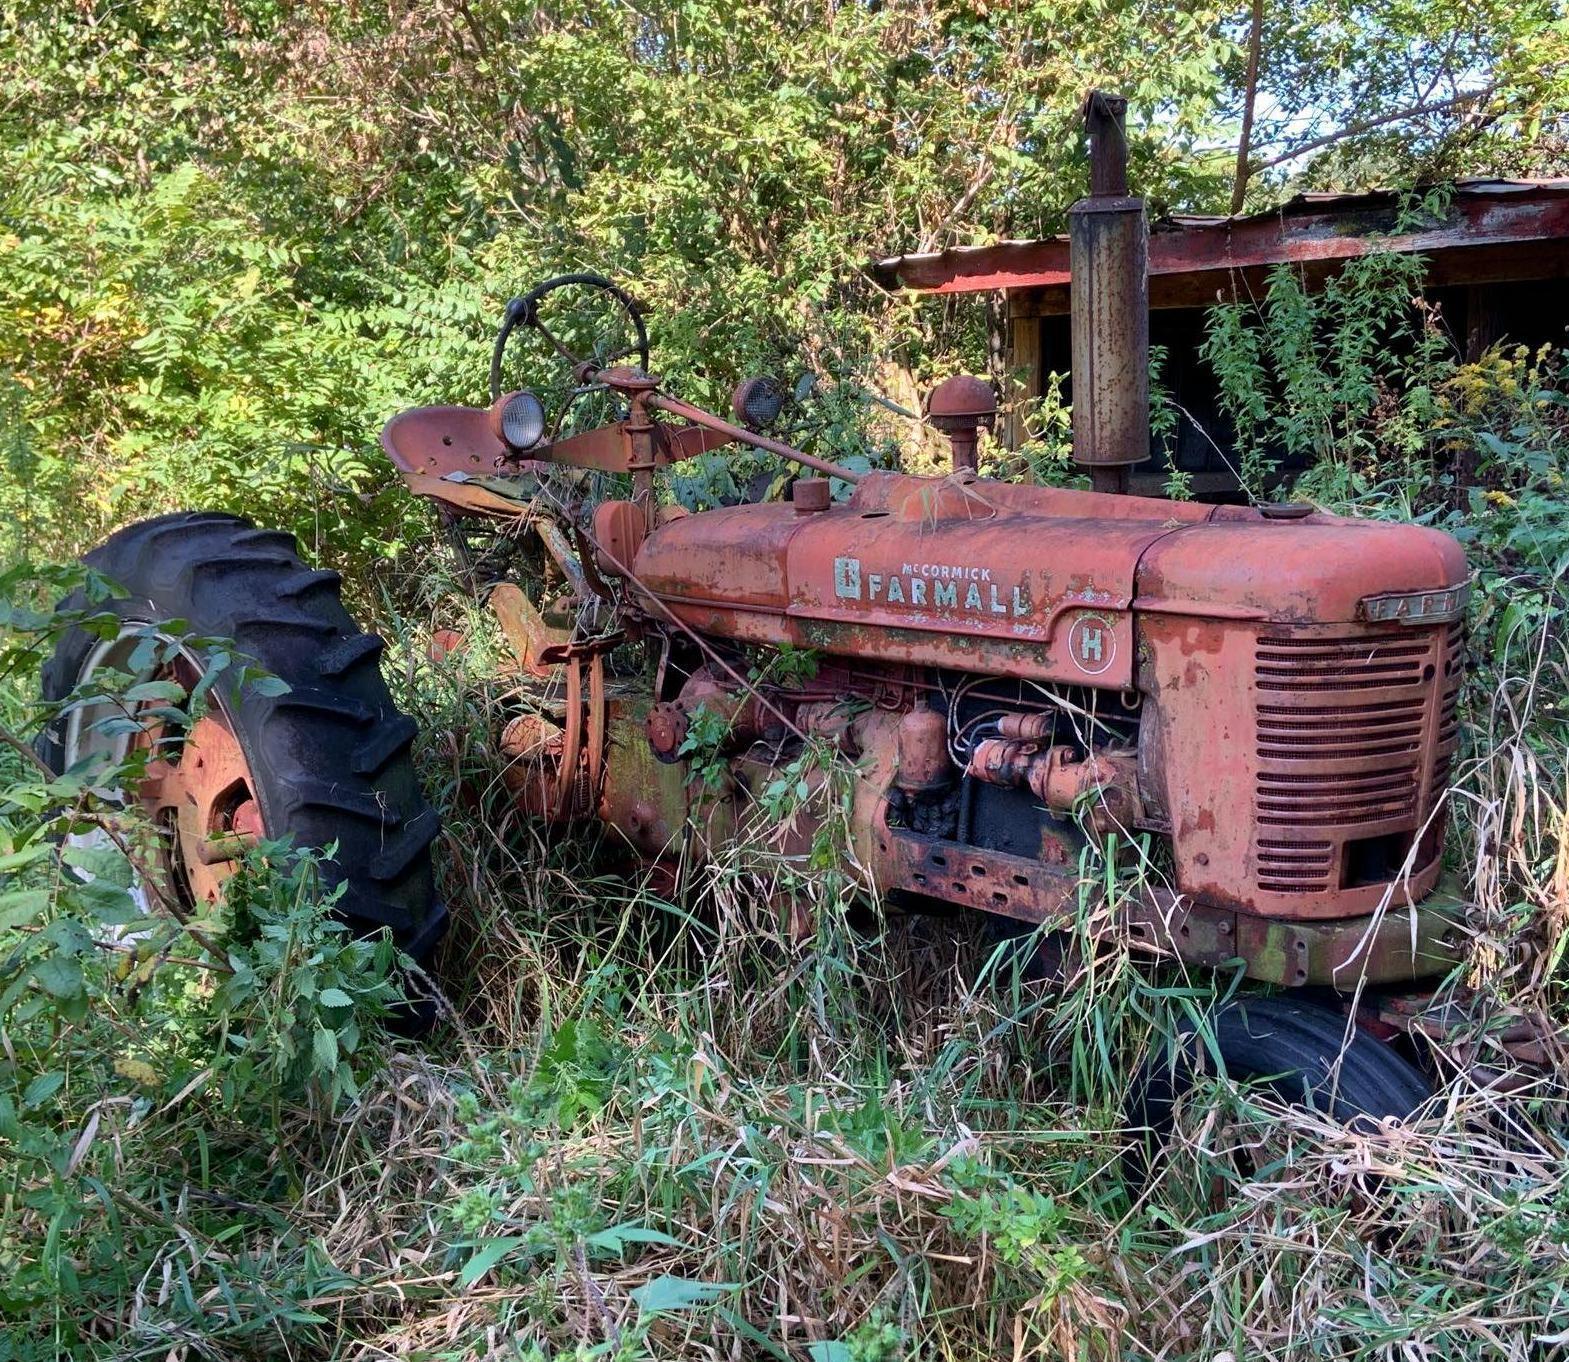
top-left (1126, 995), bottom-right (1432, 1174)
top-left (38, 511), bottom-right (447, 978)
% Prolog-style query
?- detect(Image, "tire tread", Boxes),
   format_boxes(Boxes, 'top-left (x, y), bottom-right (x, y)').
top-left (38, 511), bottom-right (445, 972)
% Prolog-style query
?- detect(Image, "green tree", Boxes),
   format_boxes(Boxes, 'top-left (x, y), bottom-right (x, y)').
top-left (1224, 0), bottom-right (1569, 209)
top-left (0, 0), bottom-right (1565, 571)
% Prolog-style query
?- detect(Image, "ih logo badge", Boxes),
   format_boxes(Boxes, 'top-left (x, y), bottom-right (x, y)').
top-left (1069, 613), bottom-right (1115, 675)
top-left (833, 556), bottom-right (862, 600)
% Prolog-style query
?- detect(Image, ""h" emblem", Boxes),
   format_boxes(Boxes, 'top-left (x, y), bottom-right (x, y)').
top-left (1068, 613), bottom-right (1116, 675)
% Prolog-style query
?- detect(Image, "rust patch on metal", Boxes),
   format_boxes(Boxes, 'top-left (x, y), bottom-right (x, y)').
top-left (1125, 894), bottom-right (1468, 986)
top-left (876, 826), bottom-right (1081, 926)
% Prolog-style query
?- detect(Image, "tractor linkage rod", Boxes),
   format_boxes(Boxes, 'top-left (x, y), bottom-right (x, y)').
top-left (646, 391), bottom-right (864, 485)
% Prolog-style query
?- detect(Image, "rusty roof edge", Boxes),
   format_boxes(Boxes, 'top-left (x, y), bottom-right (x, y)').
top-left (872, 178), bottom-right (1569, 291)
top-left (1167, 177), bottom-right (1569, 228)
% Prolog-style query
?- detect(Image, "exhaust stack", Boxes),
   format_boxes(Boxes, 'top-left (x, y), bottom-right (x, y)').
top-left (1068, 91), bottom-right (1149, 495)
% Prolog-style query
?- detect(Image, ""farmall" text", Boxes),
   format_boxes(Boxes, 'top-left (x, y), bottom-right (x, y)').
top-left (833, 556), bottom-right (1031, 617)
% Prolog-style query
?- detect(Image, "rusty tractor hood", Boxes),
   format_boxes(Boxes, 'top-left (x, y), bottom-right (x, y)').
top-left (1135, 502), bottom-right (1467, 625)
top-left (629, 472), bottom-right (1467, 688)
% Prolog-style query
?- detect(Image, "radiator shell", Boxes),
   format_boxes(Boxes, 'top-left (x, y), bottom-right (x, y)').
top-left (1140, 615), bottom-right (1462, 921)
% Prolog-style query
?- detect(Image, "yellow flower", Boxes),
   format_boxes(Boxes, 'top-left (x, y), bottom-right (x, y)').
top-left (114, 1057), bottom-right (159, 1087)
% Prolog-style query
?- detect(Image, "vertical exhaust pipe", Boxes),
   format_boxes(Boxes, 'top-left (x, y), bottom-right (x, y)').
top-left (1069, 91), bottom-right (1149, 495)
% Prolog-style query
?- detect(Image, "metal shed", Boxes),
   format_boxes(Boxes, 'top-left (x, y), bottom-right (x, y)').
top-left (873, 179), bottom-right (1569, 493)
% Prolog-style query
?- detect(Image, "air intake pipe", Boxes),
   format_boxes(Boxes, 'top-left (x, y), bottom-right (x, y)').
top-left (1069, 90), bottom-right (1150, 495)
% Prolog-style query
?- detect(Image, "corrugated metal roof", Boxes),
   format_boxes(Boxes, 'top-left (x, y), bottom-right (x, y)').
top-left (872, 179), bottom-right (1569, 297)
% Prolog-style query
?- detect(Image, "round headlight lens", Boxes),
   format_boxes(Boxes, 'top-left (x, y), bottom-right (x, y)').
top-left (498, 389), bottom-right (546, 449)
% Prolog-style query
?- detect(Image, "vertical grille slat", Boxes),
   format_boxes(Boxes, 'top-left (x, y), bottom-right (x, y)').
top-left (1431, 621), bottom-right (1465, 790)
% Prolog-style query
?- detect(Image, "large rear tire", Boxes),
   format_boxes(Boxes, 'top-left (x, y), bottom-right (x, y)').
top-left (37, 512), bottom-right (447, 996)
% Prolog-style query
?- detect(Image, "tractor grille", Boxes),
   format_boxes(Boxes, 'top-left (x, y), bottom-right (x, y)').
top-left (1252, 624), bottom-right (1460, 893)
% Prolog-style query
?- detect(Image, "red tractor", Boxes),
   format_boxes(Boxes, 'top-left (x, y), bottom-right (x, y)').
top-left (41, 96), bottom-right (1470, 1137)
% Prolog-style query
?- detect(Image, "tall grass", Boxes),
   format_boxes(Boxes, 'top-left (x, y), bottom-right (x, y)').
top-left (294, 538), bottom-right (1564, 1360)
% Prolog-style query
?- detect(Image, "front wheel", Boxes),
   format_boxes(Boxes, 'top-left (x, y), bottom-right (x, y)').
top-left (38, 512), bottom-right (447, 993)
top-left (1126, 995), bottom-right (1432, 1174)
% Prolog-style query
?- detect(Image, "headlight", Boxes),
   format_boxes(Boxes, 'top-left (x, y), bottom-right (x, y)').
top-left (491, 389), bottom-right (546, 450)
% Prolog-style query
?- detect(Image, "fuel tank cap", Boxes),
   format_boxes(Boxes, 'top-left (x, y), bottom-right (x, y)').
top-left (793, 478), bottom-right (831, 514)
top-left (1259, 502), bottom-right (1313, 520)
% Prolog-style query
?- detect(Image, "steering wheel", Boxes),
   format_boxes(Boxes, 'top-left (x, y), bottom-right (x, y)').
top-left (489, 273), bottom-right (651, 403)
